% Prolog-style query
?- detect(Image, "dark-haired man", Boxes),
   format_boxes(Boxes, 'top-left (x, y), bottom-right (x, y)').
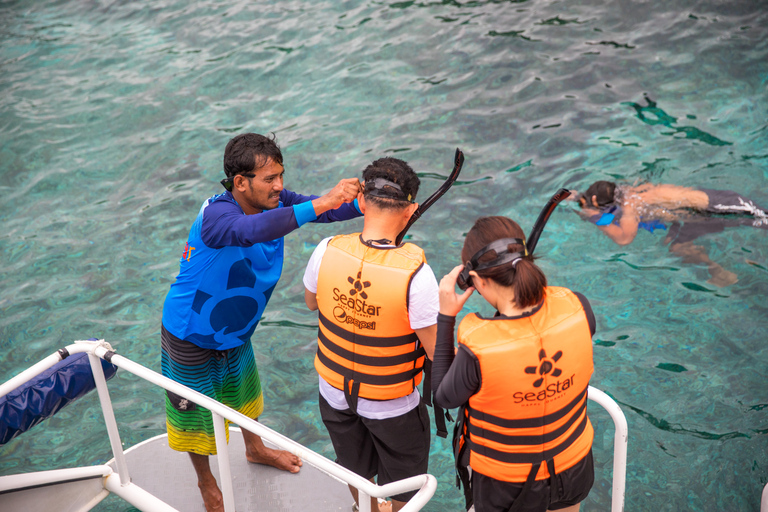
top-left (161, 133), bottom-right (362, 512)
top-left (303, 157), bottom-right (439, 512)
top-left (571, 180), bottom-right (767, 286)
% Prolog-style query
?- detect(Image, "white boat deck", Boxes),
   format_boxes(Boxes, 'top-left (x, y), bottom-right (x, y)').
top-left (113, 428), bottom-right (352, 511)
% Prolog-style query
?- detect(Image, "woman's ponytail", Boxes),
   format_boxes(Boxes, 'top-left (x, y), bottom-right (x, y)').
top-left (462, 216), bottom-right (547, 309)
top-left (510, 257), bottom-right (546, 308)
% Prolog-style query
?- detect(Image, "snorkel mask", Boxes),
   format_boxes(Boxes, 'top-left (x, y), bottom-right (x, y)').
top-left (457, 237), bottom-right (527, 290)
top-left (365, 177), bottom-right (414, 202)
top-left (456, 188), bottom-right (571, 291)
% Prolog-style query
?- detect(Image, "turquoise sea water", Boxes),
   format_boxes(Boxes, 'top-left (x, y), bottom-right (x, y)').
top-left (1, 0), bottom-right (767, 510)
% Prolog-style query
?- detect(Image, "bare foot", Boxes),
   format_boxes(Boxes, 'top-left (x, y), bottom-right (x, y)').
top-left (378, 500), bottom-right (393, 512)
top-left (198, 480), bottom-right (225, 512)
top-left (246, 445), bottom-right (302, 473)
top-left (242, 428), bottom-right (302, 473)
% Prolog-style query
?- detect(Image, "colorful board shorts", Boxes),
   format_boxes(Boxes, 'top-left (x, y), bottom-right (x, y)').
top-left (161, 325), bottom-right (264, 455)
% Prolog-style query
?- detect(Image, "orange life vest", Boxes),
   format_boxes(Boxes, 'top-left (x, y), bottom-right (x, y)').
top-left (314, 234), bottom-right (427, 403)
top-left (458, 286), bottom-right (594, 482)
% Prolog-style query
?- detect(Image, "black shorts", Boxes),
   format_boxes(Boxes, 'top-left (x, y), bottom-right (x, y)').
top-left (318, 393), bottom-right (430, 502)
top-left (471, 450), bottom-right (594, 512)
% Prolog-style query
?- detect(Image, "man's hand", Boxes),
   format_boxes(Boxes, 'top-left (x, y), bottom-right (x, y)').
top-left (312, 178), bottom-right (362, 215)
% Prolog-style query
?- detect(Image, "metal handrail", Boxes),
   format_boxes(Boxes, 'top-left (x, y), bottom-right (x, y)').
top-left (761, 482), bottom-right (768, 512)
top-left (587, 386), bottom-right (628, 512)
top-left (0, 340), bottom-right (436, 512)
top-left (1, 341), bottom-right (627, 512)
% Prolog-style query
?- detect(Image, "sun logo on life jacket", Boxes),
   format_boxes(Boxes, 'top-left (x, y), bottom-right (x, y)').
top-left (347, 272), bottom-right (371, 300)
top-left (524, 349), bottom-right (563, 388)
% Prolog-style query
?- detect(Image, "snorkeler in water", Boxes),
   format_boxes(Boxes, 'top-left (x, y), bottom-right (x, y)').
top-left (570, 181), bottom-right (768, 287)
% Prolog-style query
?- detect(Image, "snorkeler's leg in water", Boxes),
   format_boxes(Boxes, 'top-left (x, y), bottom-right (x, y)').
top-left (700, 189), bottom-right (768, 220)
top-left (669, 241), bottom-right (738, 287)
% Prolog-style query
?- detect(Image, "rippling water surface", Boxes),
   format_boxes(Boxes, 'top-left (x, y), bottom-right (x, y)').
top-left (1, 1), bottom-right (767, 510)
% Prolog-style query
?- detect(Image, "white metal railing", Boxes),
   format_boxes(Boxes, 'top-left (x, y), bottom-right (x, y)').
top-left (587, 386), bottom-right (628, 512)
top-left (0, 340), bottom-right (628, 512)
top-left (0, 340), bottom-right (436, 512)
top-left (761, 482), bottom-right (768, 512)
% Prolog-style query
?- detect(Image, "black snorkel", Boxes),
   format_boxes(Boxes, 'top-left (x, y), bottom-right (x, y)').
top-left (457, 188), bottom-right (571, 290)
top-left (526, 188), bottom-right (571, 253)
top-left (394, 148), bottom-right (465, 246)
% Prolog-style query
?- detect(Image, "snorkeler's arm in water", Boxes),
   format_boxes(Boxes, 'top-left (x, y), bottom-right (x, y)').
top-left (593, 201), bottom-right (640, 246)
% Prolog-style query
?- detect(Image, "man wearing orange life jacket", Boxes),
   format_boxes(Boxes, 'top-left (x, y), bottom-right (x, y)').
top-left (303, 157), bottom-right (439, 512)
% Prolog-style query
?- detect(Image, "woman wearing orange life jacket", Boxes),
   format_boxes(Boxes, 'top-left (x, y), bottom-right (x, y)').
top-left (431, 216), bottom-right (597, 512)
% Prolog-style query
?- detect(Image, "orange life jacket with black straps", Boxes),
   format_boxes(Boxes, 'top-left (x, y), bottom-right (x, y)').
top-left (457, 286), bottom-right (594, 484)
top-left (314, 234), bottom-right (427, 408)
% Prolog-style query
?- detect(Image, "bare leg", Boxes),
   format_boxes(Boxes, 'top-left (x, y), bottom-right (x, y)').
top-left (389, 498), bottom-right (406, 511)
top-left (242, 425), bottom-right (302, 473)
top-left (189, 452), bottom-right (224, 512)
top-left (669, 241), bottom-right (737, 287)
top-left (348, 481), bottom-right (405, 511)
top-left (349, 481), bottom-right (380, 511)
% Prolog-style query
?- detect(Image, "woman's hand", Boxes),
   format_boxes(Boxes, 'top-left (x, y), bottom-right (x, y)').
top-left (439, 265), bottom-right (475, 316)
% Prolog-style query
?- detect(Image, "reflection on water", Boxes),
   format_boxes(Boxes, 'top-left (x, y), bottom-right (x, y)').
top-left (624, 95), bottom-right (733, 146)
top-left (1, 0), bottom-right (767, 510)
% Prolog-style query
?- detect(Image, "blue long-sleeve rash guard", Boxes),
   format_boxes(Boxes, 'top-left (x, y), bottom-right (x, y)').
top-left (162, 189), bottom-right (361, 350)
top-left (202, 189), bottom-right (361, 248)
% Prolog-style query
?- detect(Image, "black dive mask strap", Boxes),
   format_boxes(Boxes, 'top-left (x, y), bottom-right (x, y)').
top-left (456, 188), bottom-right (570, 291)
top-left (457, 238), bottom-right (526, 291)
top-left (365, 178), bottom-right (414, 202)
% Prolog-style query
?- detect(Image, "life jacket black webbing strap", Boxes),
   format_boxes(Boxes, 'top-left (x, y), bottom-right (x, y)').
top-left (506, 462), bottom-right (541, 512)
top-left (421, 359), bottom-right (450, 438)
top-left (453, 405), bottom-right (473, 510)
top-left (317, 348), bottom-right (424, 386)
top-left (547, 458), bottom-right (560, 505)
top-left (343, 377), bottom-right (361, 414)
top-left (319, 329), bottom-right (426, 366)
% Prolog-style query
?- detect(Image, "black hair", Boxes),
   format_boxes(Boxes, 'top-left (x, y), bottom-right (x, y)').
top-left (223, 133), bottom-right (283, 177)
top-left (362, 157), bottom-right (420, 211)
top-left (583, 180), bottom-right (617, 207)
top-left (461, 216), bottom-right (547, 308)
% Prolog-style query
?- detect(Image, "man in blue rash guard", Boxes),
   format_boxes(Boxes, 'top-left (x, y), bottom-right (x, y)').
top-left (571, 180), bottom-right (768, 287)
top-left (161, 132), bottom-right (362, 512)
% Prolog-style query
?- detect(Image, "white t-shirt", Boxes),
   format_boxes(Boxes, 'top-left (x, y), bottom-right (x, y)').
top-left (303, 237), bottom-right (439, 420)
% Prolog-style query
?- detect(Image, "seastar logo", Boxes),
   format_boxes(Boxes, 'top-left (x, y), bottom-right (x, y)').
top-left (524, 349), bottom-right (563, 388)
top-left (348, 271), bottom-right (371, 299)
